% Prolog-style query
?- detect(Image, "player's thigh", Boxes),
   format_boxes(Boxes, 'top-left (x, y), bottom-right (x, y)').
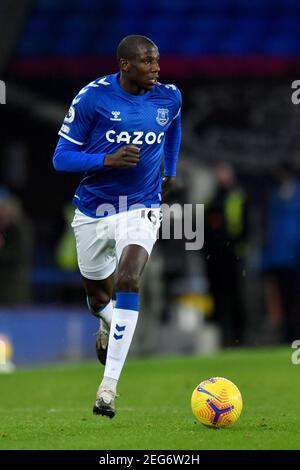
top-left (115, 209), bottom-right (161, 287)
top-left (115, 208), bottom-right (161, 262)
top-left (72, 210), bottom-right (117, 280)
top-left (117, 244), bottom-right (149, 279)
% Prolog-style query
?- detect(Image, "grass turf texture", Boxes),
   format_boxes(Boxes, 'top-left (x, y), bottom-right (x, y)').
top-left (0, 347), bottom-right (298, 450)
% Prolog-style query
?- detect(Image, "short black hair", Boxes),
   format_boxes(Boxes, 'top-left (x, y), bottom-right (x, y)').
top-left (117, 35), bottom-right (157, 61)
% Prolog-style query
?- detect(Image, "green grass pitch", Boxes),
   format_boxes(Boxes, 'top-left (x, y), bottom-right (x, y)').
top-left (0, 347), bottom-right (299, 450)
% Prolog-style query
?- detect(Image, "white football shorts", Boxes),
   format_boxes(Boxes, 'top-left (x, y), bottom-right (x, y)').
top-left (71, 207), bottom-right (161, 280)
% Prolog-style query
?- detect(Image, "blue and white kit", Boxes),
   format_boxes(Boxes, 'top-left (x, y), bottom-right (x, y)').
top-left (53, 72), bottom-right (182, 218)
top-left (53, 73), bottom-right (182, 279)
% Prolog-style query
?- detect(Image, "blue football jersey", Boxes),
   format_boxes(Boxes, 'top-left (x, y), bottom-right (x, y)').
top-left (58, 73), bottom-right (182, 217)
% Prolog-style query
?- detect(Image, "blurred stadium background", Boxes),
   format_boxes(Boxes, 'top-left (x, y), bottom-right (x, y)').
top-left (1, 0), bottom-right (300, 368)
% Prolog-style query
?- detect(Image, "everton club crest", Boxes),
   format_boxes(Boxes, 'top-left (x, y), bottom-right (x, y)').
top-left (156, 108), bottom-right (169, 126)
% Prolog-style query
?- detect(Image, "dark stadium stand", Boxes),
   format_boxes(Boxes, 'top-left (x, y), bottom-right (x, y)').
top-left (13, 0), bottom-right (300, 58)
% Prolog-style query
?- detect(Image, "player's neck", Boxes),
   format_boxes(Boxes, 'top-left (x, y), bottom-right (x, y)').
top-left (119, 74), bottom-right (146, 96)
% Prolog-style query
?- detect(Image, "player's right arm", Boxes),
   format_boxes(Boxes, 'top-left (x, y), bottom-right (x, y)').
top-left (53, 86), bottom-right (139, 171)
top-left (53, 139), bottom-right (140, 171)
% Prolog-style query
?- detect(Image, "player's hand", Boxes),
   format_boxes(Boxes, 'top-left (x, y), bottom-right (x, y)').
top-left (104, 145), bottom-right (140, 168)
top-left (162, 176), bottom-right (176, 198)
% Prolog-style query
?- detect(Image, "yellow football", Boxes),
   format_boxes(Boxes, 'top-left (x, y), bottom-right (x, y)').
top-left (191, 377), bottom-right (243, 428)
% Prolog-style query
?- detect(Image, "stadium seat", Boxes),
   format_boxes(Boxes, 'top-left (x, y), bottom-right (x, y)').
top-left (13, 0), bottom-right (300, 58)
top-left (263, 37), bottom-right (300, 54)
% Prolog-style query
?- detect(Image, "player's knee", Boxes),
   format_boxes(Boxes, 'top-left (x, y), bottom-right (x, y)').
top-left (115, 271), bottom-right (139, 292)
top-left (88, 293), bottom-right (110, 315)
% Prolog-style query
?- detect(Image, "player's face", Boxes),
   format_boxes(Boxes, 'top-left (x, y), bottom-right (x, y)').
top-left (128, 45), bottom-right (160, 91)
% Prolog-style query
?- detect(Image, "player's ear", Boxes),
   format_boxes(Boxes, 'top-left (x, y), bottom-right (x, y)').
top-left (119, 58), bottom-right (130, 72)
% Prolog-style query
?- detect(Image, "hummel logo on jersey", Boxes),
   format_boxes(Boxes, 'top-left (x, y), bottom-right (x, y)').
top-left (110, 111), bottom-right (122, 121)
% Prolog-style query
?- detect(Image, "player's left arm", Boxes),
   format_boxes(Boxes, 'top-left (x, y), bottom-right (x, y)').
top-left (162, 109), bottom-right (182, 196)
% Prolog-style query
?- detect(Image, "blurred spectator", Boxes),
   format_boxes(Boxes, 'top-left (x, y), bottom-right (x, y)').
top-left (261, 162), bottom-right (300, 343)
top-left (203, 163), bottom-right (248, 347)
top-left (53, 203), bottom-right (82, 303)
top-left (1, 141), bottom-right (29, 191)
top-left (157, 179), bottom-right (189, 323)
top-left (0, 187), bottom-right (33, 304)
top-left (55, 203), bottom-right (77, 272)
